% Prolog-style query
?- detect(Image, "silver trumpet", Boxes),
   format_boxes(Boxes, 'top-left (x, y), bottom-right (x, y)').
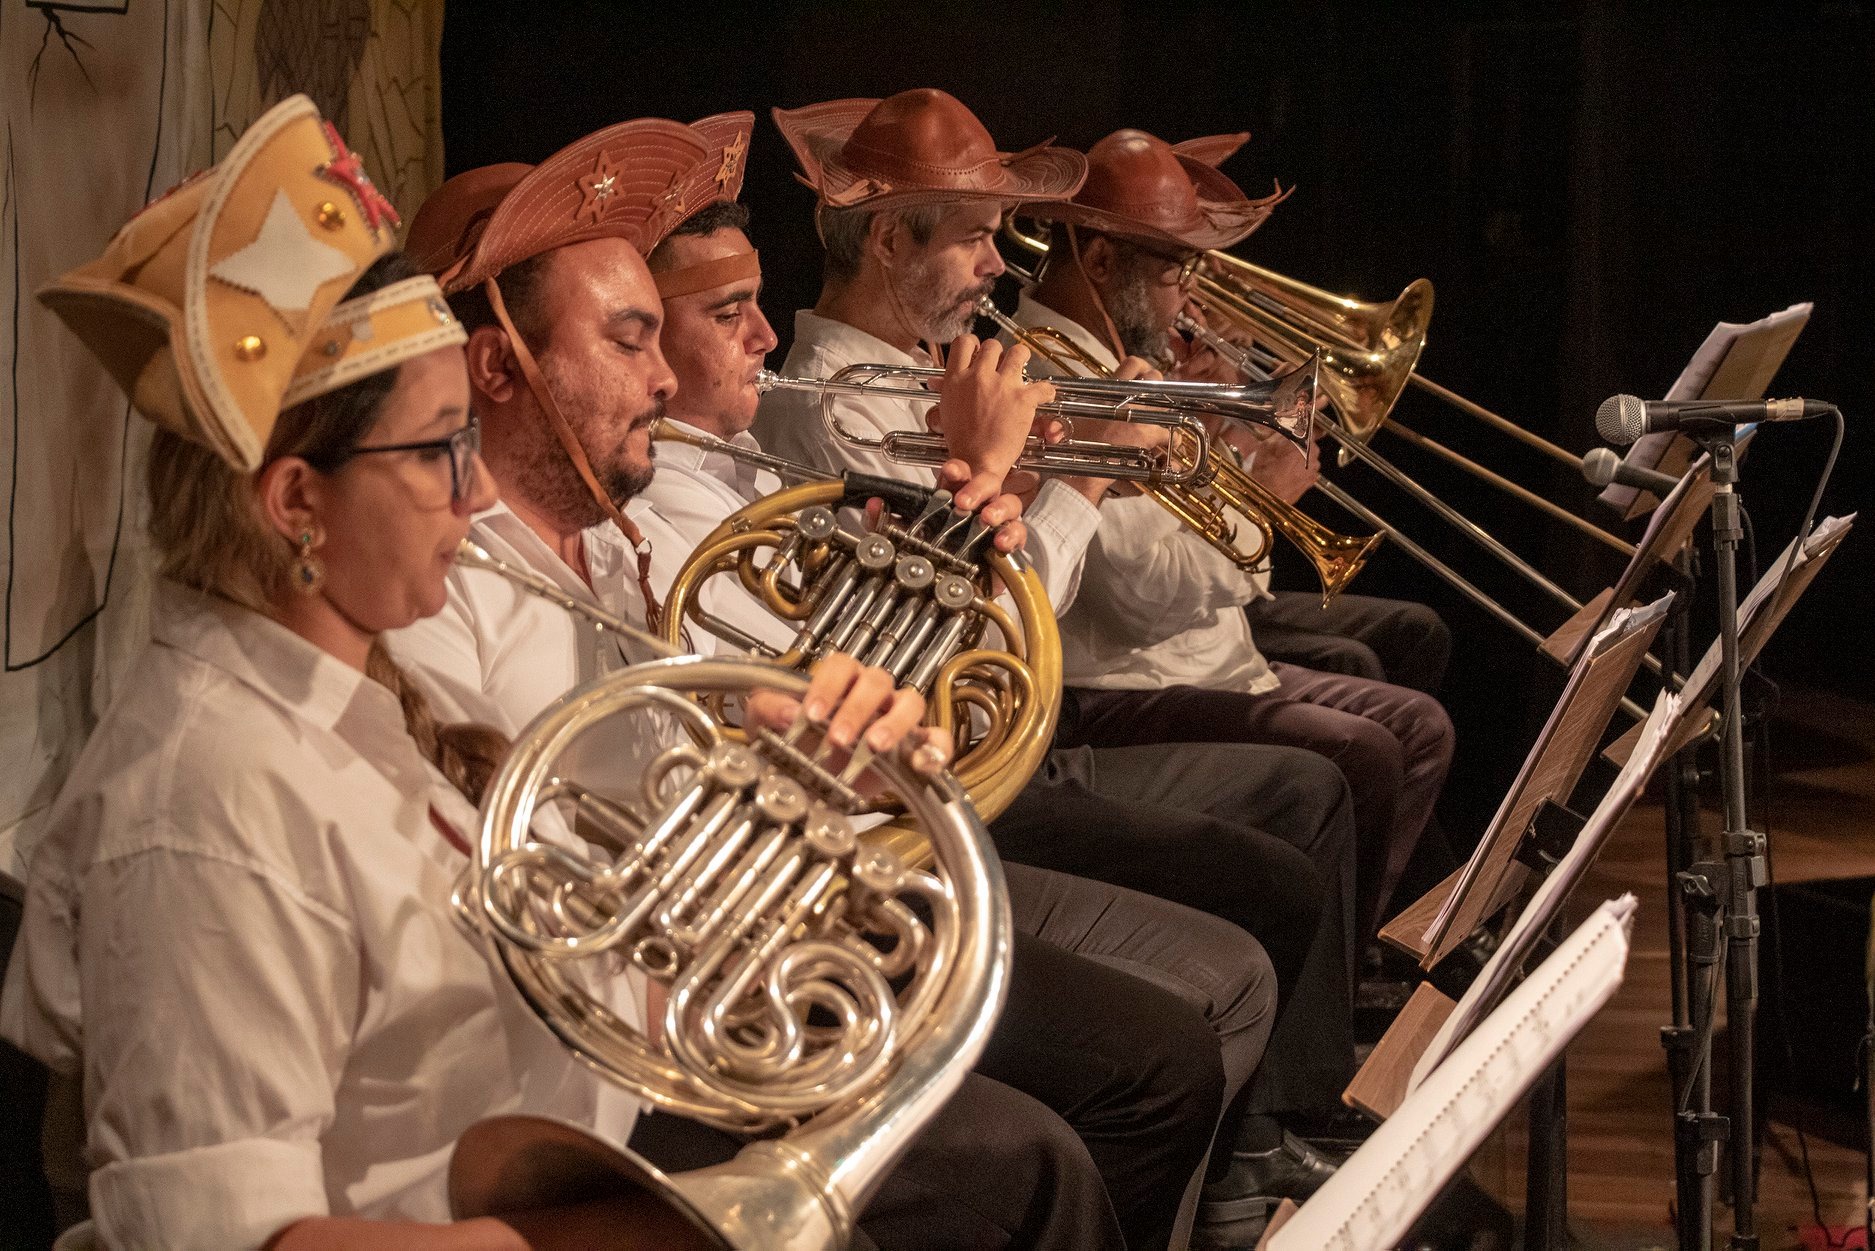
top-left (445, 544), bottom-right (1013, 1250)
top-left (753, 343), bottom-right (1318, 489)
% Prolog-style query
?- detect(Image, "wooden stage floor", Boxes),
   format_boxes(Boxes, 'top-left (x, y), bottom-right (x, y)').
top-left (1470, 686), bottom-right (1875, 1248)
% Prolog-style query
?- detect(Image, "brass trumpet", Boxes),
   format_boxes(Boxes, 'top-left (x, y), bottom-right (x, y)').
top-left (974, 290), bottom-right (1381, 604)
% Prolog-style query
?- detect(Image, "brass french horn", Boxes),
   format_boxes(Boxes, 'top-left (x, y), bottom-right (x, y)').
top-left (653, 423), bottom-right (1061, 865)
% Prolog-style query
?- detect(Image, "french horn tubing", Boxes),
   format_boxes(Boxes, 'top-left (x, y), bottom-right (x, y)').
top-left (652, 423), bottom-right (1062, 863)
top-left (445, 549), bottom-right (1014, 1250)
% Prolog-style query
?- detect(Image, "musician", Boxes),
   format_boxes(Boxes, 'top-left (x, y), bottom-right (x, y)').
top-left (642, 196), bottom-right (1366, 1241)
top-left (390, 114), bottom-right (1252, 1251)
top-left (0, 98), bottom-right (765, 1249)
top-left (1016, 127), bottom-right (1457, 937)
top-left (724, 94), bottom-right (1392, 1240)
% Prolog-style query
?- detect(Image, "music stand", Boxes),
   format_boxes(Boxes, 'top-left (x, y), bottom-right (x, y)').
top-left (1270, 897), bottom-right (1636, 1251)
top-left (1379, 594), bottom-right (1674, 975)
top-left (1603, 515), bottom-right (1856, 769)
top-left (1599, 302), bottom-right (1810, 522)
top-left (1541, 447), bottom-right (1719, 668)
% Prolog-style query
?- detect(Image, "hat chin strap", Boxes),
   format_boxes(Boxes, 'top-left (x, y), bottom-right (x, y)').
top-left (1063, 225), bottom-right (1130, 366)
top-left (482, 277), bottom-right (664, 634)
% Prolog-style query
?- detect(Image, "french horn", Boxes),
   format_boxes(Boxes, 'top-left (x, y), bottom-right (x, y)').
top-left (445, 573), bottom-right (1012, 1250)
top-left (652, 423), bottom-right (1061, 862)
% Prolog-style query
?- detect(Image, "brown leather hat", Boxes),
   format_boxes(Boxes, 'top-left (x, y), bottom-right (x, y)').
top-left (1029, 128), bottom-right (1287, 252)
top-left (407, 113), bottom-right (751, 294)
top-left (773, 89), bottom-right (1085, 211)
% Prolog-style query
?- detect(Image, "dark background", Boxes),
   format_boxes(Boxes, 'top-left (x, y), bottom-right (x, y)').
top-left (442, 0), bottom-right (1873, 832)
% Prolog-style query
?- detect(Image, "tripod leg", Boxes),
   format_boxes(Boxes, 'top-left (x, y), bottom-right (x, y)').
top-left (1524, 1056), bottom-right (1569, 1250)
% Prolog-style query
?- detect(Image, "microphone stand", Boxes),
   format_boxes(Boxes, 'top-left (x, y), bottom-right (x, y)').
top-left (1659, 540), bottom-right (1722, 1251)
top-left (1674, 432), bottom-right (1766, 1250)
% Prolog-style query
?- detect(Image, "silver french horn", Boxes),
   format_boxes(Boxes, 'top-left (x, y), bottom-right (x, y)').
top-left (446, 541), bottom-right (1012, 1250)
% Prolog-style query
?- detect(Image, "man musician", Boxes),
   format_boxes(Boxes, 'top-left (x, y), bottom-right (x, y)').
top-left (1012, 127), bottom-right (1458, 943)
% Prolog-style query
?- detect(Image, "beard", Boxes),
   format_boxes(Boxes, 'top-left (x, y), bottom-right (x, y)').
top-left (522, 356), bottom-right (663, 527)
top-left (900, 257), bottom-right (995, 345)
top-left (600, 399), bottom-right (663, 502)
top-left (1107, 266), bottom-right (1174, 365)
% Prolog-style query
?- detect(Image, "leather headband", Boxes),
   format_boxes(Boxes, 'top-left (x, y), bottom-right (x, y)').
top-left (652, 249), bottom-right (762, 299)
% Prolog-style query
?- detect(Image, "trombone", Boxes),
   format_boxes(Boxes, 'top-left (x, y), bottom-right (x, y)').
top-left (1172, 267), bottom-right (1680, 714)
top-left (972, 294), bottom-right (1384, 604)
top-left (1000, 220), bottom-right (1671, 717)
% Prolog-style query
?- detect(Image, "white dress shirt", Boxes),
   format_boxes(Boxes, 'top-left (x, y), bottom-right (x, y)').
top-left (755, 309), bottom-right (1101, 613)
top-left (636, 419), bottom-right (799, 654)
top-left (1007, 294), bottom-right (1281, 695)
top-left (385, 500), bottom-right (699, 836)
top-left (0, 586), bottom-right (589, 1248)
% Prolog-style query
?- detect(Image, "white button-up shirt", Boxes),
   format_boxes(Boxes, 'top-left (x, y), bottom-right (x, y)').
top-left (755, 309), bottom-right (1101, 613)
top-left (636, 420), bottom-right (799, 654)
top-left (1007, 294), bottom-right (1280, 695)
top-left (0, 586), bottom-right (588, 1248)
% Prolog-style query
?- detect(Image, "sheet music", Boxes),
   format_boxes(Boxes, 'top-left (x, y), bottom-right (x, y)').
top-left (1271, 899), bottom-right (1633, 1251)
top-left (1414, 689), bottom-right (1680, 1087)
top-left (1678, 514), bottom-right (1854, 704)
top-left (1420, 594), bottom-right (1673, 948)
top-left (1600, 302), bottom-right (1811, 516)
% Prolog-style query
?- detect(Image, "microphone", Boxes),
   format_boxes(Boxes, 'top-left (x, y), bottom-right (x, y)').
top-left (1581, 447), bottom-right (1681, 496)
top-left (1595, 394), bottom-right (1830, 445)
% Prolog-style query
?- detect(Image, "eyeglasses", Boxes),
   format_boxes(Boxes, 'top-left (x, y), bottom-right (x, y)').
top-left (345, 413), bottom-right (482, 503)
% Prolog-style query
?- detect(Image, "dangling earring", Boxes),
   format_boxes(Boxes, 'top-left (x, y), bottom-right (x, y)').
top-left (293, 528), bottom-right (324, 595)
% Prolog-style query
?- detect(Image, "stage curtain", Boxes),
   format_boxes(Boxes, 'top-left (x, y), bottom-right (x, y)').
top-left (0, 0), bottom-right (446, 875)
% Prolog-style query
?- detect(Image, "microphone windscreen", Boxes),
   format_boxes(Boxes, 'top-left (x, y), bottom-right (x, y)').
top-left (1581, 446), bottom-right (1622, 487)
top-left (1594, 394), bottom-right (1647, 445)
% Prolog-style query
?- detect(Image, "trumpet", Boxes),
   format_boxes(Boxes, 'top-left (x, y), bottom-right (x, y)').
top-left (754, 353), bottom-right (1319, 491)
top-left (973, 294), bottom-right (1380, 602)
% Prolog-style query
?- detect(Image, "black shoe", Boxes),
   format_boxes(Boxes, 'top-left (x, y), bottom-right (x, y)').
top-left (1216, 1129), bottom-right (1342, 1200)
top-left (1194, 1132), bottom-right (1343, 1249)
top-left (1189, 1193), bottom-right (1278, 1251)
top-left (1284, 1104), bottom-right (1378, 1149)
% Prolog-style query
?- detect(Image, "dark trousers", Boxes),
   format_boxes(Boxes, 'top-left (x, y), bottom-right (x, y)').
top-left (632, 863), bottom-right (1245, 1251)
top-left (1057, 669), bottom-right (1454, 940)
top-left (992, 742), bottom-right (1358, 1121)
top-left (1245, 591), bottom-right (1453, 696)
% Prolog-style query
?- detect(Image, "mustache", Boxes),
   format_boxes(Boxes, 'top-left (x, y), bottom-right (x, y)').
top-left (630, 399), bottom-right (668, 431)
top-left (959, 278), bottom-right (996, 306)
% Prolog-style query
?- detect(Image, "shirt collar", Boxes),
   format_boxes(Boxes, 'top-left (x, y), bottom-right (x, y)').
top-left (655, 417), bottom-right (765, 490)
top-left (791, 309), bottom-right (927, 370)
top-left (1014, 292), bottom-right (1121, 372)
top-left (151, 582), bottom-right (393, 733)
top-left (471, 500), bottom-right (626, 608)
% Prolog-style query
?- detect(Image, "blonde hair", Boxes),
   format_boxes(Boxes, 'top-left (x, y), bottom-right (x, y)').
top-left (145, 254), bottom-right (507, 803)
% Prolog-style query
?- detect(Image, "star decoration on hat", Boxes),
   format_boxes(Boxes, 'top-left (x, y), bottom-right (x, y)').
top-left (716, 131), bottom-right (748, 191)
top-left (209, 188), bottom-right (356, 319)
top-left (578, 151), bottom-right (625, 223)
top-left (645, 182), bottom-right (693, 247)
top-left (316, 122), bottom-right (400, 235)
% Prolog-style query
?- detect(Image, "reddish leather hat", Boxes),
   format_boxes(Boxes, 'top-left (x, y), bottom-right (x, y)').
top-left (407, 113), bottom-right (753, 293)
top-left (773, 89), bottom-right (1085, 211)
top-left (1030, 128), bottom-right (1287, 252)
